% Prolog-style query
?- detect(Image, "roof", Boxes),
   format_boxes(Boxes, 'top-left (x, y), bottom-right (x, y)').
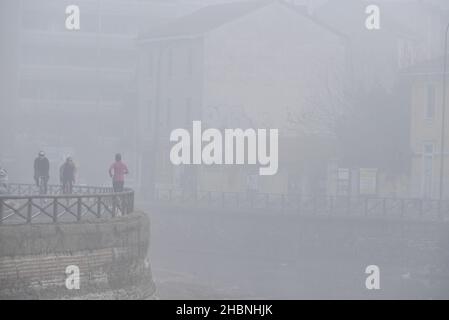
top-left (139, 0), bottom-right (344, 41)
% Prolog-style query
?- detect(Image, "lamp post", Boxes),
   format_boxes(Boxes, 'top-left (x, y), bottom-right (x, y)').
top-left (439, 22), bottom-right (449, 200)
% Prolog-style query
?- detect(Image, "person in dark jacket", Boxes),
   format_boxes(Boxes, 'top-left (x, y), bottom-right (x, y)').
top-left (59, 157), bottom-right (76, 194)
top-left (34, 151), bottom-right (50, 194)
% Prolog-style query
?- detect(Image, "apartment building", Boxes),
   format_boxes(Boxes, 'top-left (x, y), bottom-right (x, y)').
top-left (3, 0), bottom-right (198, 185)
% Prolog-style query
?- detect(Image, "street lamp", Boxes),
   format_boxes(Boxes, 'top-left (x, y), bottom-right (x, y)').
top-left (439, 22), bottom-right (449, 200)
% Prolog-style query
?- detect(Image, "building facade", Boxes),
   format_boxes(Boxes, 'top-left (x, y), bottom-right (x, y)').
top-left (137, 0), bottom-right (347, 197)
top-left (404, 57), bottom-right (449, 199)
top-left (3, 0), bottom-right (198, 186)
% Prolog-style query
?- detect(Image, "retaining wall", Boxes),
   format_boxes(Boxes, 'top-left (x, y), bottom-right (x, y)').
top-left (0, 211), bottom-right (155, 299)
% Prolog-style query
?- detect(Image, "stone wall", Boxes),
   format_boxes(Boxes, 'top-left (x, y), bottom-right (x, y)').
top-left (0, 211), bottom-right (155, 299)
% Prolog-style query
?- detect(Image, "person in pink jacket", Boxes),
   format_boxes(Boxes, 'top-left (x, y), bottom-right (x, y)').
top-left (109, 153), bottom-right (129, 192)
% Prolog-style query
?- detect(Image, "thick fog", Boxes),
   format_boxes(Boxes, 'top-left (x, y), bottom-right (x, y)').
top-left (1, 0), bottom-right (449, 299)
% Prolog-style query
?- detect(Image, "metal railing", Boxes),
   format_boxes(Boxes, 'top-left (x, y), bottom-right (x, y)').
top-left (153, 188), bottom-right (449, 221)
top-left (0, 183), bottom-right (134, 225)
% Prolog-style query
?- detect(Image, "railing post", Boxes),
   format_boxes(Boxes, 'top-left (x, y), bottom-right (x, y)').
top-left (119, 194), bottom-right (124, 216)
top-left (265, 193), bottom-right (269, 209)
top-left (400, 199), bottom-right (405, 218)
top-left (27, 198), bottom-right (32, 224)
top-left (0, 199), bottom-right (3, 225)
top-left (346, 196), bottom-right (351, 215)
top-left (125, 193), bottom-right (130, 215)
top-left (250, 192), bottom-right (254, 209)
top-left (131, 192), bottom-right (134, 213)
top-left (97, 196), bottom-right (101, 218)
top-left (77, 198), bottom-right (82, 221)
top-left (112, 195), bottom-right (117, 218)
top-left (53, 198), bottom-right (58, 223)
top-left (125, 194), bottom-right (129, 215)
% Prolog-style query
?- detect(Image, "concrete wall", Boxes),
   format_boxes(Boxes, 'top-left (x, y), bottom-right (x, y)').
top-left (0, 211), bottom-right (155, 299)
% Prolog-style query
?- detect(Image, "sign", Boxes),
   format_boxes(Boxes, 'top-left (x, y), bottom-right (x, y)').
top-left (337, 168), bottom-right (350, 196)
top-left (359, 168), bottom-right (377, 195)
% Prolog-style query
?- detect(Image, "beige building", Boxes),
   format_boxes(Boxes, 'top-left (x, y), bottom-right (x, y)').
top-left (137, 0), bottom-right (347, 196)
top-left (404, 57), bottom-right (449, 199)
top-left (315, 0), bottom-right (449, 199)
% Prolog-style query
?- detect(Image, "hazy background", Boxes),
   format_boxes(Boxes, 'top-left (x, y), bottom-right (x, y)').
top-left (1, 0), bottom-right (449, 299)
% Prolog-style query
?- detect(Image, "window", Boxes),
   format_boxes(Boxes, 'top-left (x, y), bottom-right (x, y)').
top-left (424, 143), bottom-right (434, 155)
top-left (422, 142), bottom-right (434, 198)
top-left (166, 98), bottom-right (171, 127)
top-left (167, 49), bottom-right (173, 77)
top-left (426, 84), bottom-right (436, 119)
top-left (337, 168), bottom-right (350, 196)
top-left (397, 39), bottom-right (414, 69)
top-left (77, 14), bottom-right (99, 33)
top-left (187, 49), bottom-right (193, 77)
top-left (185, 98), bottom-right (192, 125)
top-left (22, 10), bottom-right (51, 31)
top-left (147, 100), bottom-right (152, 131)
top-left (101, 15), bottom-right (137, 35)
top-left (148, 53), bottom-right (154, 78)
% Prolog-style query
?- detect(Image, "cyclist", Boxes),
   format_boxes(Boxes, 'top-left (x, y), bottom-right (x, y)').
top-left (109, 153), bottom-right (129, 192)
top-left (34, 151), bottom-right (50, 194)
top-left (60, 157), bottom-right (76, 194)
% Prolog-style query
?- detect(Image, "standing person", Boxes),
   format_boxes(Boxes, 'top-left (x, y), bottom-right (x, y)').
top-left (60, 157), bottom-right (76, 194)
top-left (34, 151), bottom-right (50, 194)
top-left (0, 164), bottom-right (8, 195)
top-left (109, 153), bottom-right (129, 192)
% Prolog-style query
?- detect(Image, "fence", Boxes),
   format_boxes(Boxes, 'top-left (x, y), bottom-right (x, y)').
top-left (153, 188), bottom-right (449, 221)
top-left (0, 183), bottom-right (134, 225)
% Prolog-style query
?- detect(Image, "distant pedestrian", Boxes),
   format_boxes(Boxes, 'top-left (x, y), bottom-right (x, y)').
top-left (60, 157), bottom-right (76, 194)
top-left (109, 153), bottom-right (129, 192)
top-left (34, 151), bottom-right (50, 194)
